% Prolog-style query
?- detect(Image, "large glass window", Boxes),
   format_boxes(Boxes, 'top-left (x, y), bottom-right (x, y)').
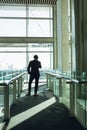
top-left (28, 43), bottom-right (53, 82)
top-left (28, 19), bottom-right (52, 37)
top-left (0, 6), bottom-right (26, 17)
top-left (0, 19), bottom-right (26, 36)
top-left (0, 5), bottom-right (54, 123)
top-left (28, 6), bottom-right (52, 37)
top-left (29, 6), bottom-right (52, 18)
top-left (0, 5), bottom-right (53, 82)
top-left (0, 47), bottom-right (26, 70)
top-left (28, 43), bottom-right (53, 69)
top-left (0, 43), bottom-right (53, 71)
top-left (0, 5), bottom-right (53, 37)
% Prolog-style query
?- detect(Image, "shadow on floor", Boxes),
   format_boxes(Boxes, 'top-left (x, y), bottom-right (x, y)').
top-left (1, 89), bottom-right (86, 130)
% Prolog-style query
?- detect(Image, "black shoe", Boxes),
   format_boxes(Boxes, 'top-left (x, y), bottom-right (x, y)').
top-left (34, 94), bottom-right (38, 96)
top-left (26, 93), bottom-right (30, 96)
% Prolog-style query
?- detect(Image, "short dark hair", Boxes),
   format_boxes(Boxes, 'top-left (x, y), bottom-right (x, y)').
top-left (34, 55), bottom-right (38, 59)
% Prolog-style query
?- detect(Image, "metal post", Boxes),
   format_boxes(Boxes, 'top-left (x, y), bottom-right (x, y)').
top-left (46, 74), bottom-right (48, 87)
top-left (59, 78), bottom-right (62, 97)
top-left (18, 78), bottom-right (21, 97)
top-left (21, 76), bottom-right (24, 92)
top-left (13, 80), bottom-right (16, 104)
top-left (62, 79), bottom-right (66, 104)
top-left (70, 82), bottom-right (75, 116)
top-left (53, 76), bottom-right (56, 95)
top-left (49, 75), bottom-right (51, 90)
top-left (4, 84), bottom-right (10, 120)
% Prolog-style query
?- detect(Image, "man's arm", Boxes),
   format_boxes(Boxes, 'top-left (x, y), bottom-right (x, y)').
top-left (27, 62), bottom-right (31, 74)
top-left (39, 61), bottom-right (42, 68)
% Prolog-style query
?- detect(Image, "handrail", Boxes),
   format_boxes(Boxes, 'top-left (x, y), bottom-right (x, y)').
top-left (45, 71), bottom-right (87, 84)
top-left (46, 71), bottom-right (87, 128)
top-left (0, 72), bottom-right (26, 121)
top-left (5, 72), bottom-right (26, 85)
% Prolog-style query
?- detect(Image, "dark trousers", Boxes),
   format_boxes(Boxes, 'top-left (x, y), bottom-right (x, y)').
top-left (28, 75), bottom-right (39, 95)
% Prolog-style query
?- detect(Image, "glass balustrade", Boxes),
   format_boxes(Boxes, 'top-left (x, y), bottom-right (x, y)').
top-left (0, 85), bottom-right (4, 126)
top-left (46, 70), bottom-right (87, 128)
top-left (0, 70), bottom-right (26, 124)
top-left (1, 69), bottom-right (87, 127)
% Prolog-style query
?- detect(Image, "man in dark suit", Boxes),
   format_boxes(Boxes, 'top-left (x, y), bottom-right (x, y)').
top-left (27, 55), bottom-right (42, 96)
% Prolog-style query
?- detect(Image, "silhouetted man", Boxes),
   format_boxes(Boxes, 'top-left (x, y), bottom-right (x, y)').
top-left (27, 55), bottom-right (42, 96)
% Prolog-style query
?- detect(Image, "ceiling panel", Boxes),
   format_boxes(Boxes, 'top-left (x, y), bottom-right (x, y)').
top-left (0, 0), bottom-right (57, 5)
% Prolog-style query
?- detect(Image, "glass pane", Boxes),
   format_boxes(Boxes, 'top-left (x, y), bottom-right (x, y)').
top-left (0, 19), bottom-right (26, 36)
top-left (28, 19), bottom-right (53, 37)
top-left (28, 52), bottom-right (53, 69)
top-left (0, 52), bottom-right (26, 70)
top-left (28, 52), bottom-right (53, 84)
top-left (28, 43), bottom-right (53, 52)
top-left (62, 79), bottom-right (70, 109)
top-left (0, 6), bottom-right (26, 17)
top-left (0, 47), bottom-right (26, 52)
top-left (29, 6), bottom-right (52, 18)
top-left (28, 43), bottom-right (53, 83)
top-left (0, 85), bottom-right (4, 124)
top-left (54, 78), bottom-right (59, 97)
top-left (76, 84), bottom-right (86, 127)
top-left (28, 43), bottom-right (53, 69)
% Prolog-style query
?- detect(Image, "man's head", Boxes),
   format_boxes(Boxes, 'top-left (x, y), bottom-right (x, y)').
top-left (34, 55), bottom-right (38, 60)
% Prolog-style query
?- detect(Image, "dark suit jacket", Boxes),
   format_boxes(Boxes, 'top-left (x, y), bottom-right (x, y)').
top-left (27, 59), bottom-right (41, 77)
